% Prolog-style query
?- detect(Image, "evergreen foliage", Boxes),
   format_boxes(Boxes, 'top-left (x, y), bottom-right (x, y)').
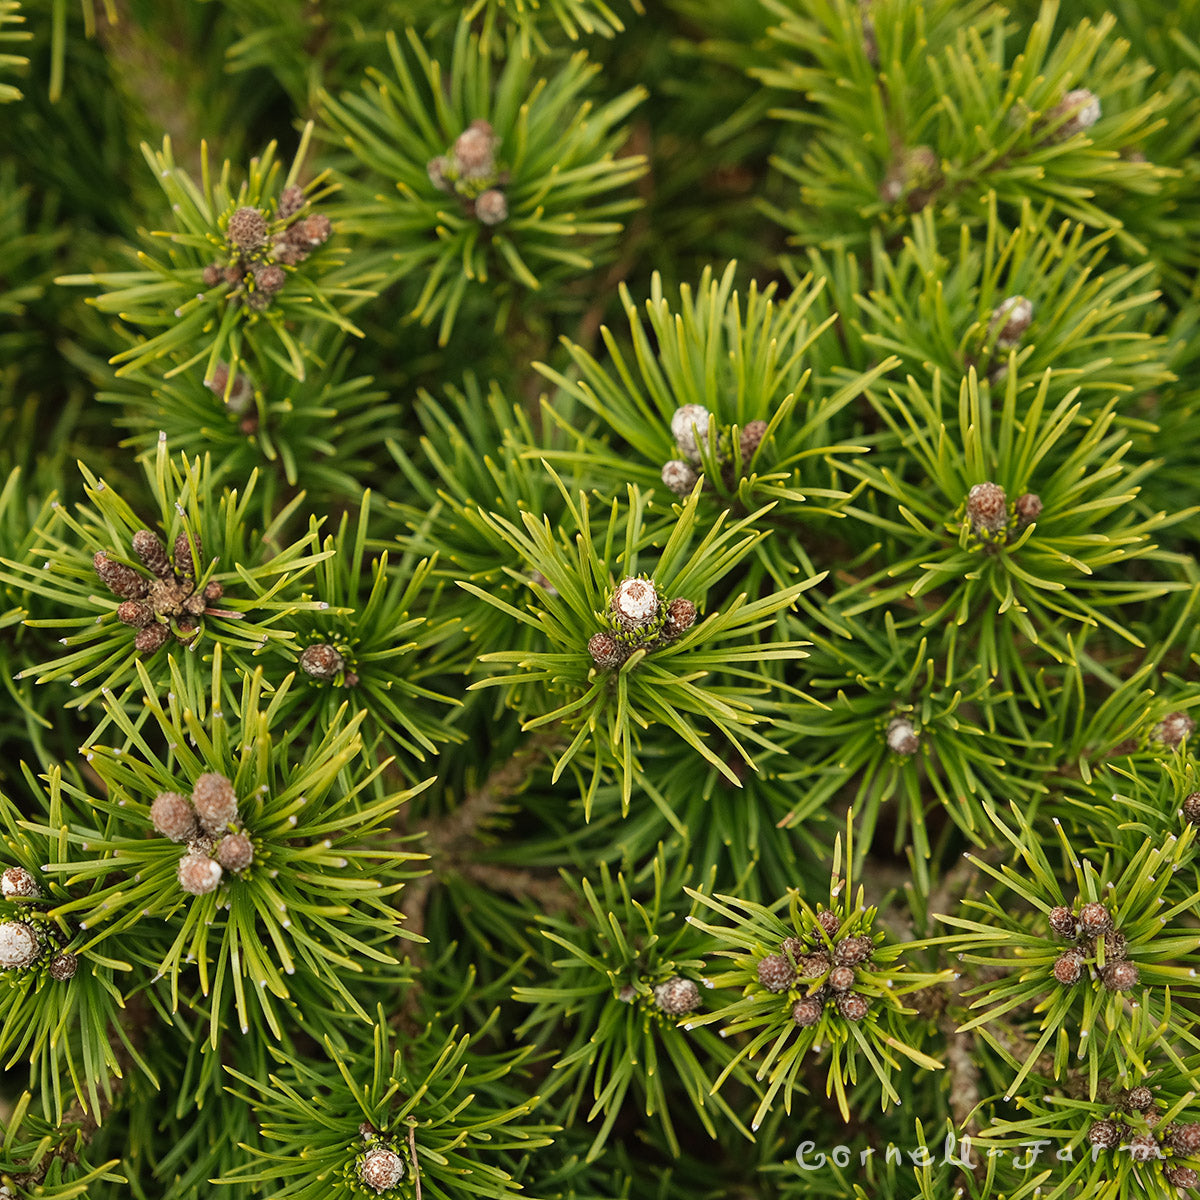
top-left (2, 1), bottom-right (1200, 1198)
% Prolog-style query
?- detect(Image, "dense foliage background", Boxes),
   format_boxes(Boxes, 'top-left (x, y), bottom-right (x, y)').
top-left (2, 1), bottom-right (1200, 1197)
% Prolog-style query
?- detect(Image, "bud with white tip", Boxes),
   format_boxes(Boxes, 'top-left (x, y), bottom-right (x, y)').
top-left (358, 1146), bottom-right (405, 1194)
top-left (990, 295), bottom-right (1033, 349)
top-left (1047, 88), bottom-right (1101, 140)
top-left (661, 460), bottom-right (699, 496)
top-left (0, 920), bottom-right (42, 969)
top-left (671, 405), bottom-right (711, 463)
top-left (887, 717), bottom-right (919, 755)
top-left (178, 853), bottom-right (223, 896)
top-left (1, 867), bottom-right (41, 901)
top-left (611, 577), bottom-right (659, 630)
top-left (653, 976), bottom-right (701, 1016)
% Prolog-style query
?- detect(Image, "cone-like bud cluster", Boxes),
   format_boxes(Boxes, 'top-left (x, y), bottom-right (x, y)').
top-left (774, 919), bottom-right (875, 1025)
top-left (588, 577), bottom-right (698, 668)
top-left (653, 976), bottom-right (701, 1016)
top-left (93, 526), bottom-right (223, 649)
top-left (662, 406), bottom-right (770, 493)
top-left (428, 119), bottom-right (509, 225)
top-left (1047, 900), bottom-right (1140, 992)
top-left (300, 643), bottom-right (345, 682)
top-left (204, 187), bottom-right (333, 307)
top-left (1184, 792), bottom-right (1200, 823)
top-left (358, 1146), bottom-right (405, 1194)
top-left (151, 774), bottom-right (253, 892)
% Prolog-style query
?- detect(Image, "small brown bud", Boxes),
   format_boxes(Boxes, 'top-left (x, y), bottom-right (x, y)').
top-left (475, 189), bottom-right (507, 226)
top-left (1053, 950), bottom-right (1085, 986)
top-left (1088, 1119), bottom-right (1123, 1149)
top-left (131, 530), bottom-right (173, 579)
top-left (834, 935), bottom-right (874, 966)
top-left (253, 264), bottom-right (286, 296)
top-left (150, 791), bottom-right (199, 843)
top-left (836, 991), bottom-right (869, 1021)
top-left (1, 867), bottom-right (41, 901)
top-left (453, 120), bottom-right (497, 178)
top-left (48, 951), bottom-right (78, 981)
top-left (1047, 88), bottom-right (1101, 141)
top-left (1091, 929), bottom-right (1127, 963)
top-left (1078, 902), bottom-right (1113, 937)
top-left (611, 577), bottom-right (659, 630)
top-left (966, 481), bottom-right (1009, 537)
top-left (177, 853), bottom-right (222, 895)
top-left (1015, 492), bottom-right (1043, 525)
top-left (1101, 960), bottom-right (1139, 992)
top-left (663, 598), bottom-right (697, 638)
top-left (203, 580), bottom-right (225, 603)
top-left (0, 920), bottom-right (42, 969)
top-left (780, 936), bottom-right (804, 963)
top-left (277, 185), bottom-right (305, 220)
top-left (1183, 791), bottom-right (1200, 822)
top-left (1122, 1086), bottom-right (1154, 1112)
top-left (359, 1121), bottom-right (379, 1141)
top-left (756, 953), bottom-right (797, 993)
top-left (886, 717), bottom-right (919, 755)
top-left (1166, 1166), bottom-right (1200, 1190)
top-left (202, 263), bottom-right (222, 287)
top-left (989, 296), bottom-right (1033, 349)
top-left (224, 264), bottom-right (243, 286)
top-left (653, 976), bottom-right (701, 1016)
top-left (227, 205), bottom-right (268, 249)
top-left (1169, 1123), bottom-right (1200, 1155)
top-left (828, 965), bottom-right (855, 992)
top-left (427, 156), bottom-right (450, 191)
top-left (1048, 906), bottom-right (1077, 938)
top-left (661, 460), bottom-right (699, 496)
top-left (358, 1146), bottom-right (405, 1193)
top-left (739, 420), bottom-right (767, 464)
top-left (588, 632), bottom-right (627, 668)
top-left (135, 624), bottom-right (170, 654)
top-left (792, 996), bottom-right (823, 1027)
top-left (174, 532), bottom-right (202, 577)
top-left (174, 617), bottom-right (199, 642)
top-left (117, 599), bottom-right (154, 628)
top-left (796, 952), bottom-right (830, 979)
top-left (216, 833), bottom-right (254, 873)
top-left (1154, 712), bottom-right (1196, 748)
top-left (299, 643), bottom-right (345, 681)
top-left (94, 551), bottom-right (149, 599)
top-left (1127, 1132), bottom-right (1161, 1162)
top-left (192, 772), bottom-right (238, 834)
top-left (815, 910), bottom-right (840, 938)
top-left (301, 213), bottom-right (332, 245)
